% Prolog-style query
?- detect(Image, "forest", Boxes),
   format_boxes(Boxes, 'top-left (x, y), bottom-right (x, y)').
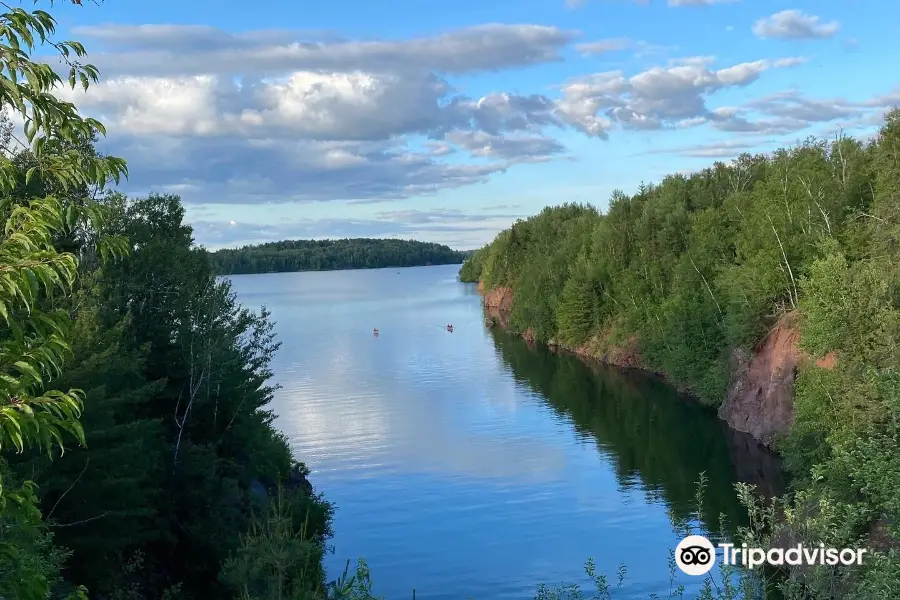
top-left (460, 111), bottom-right (900, 597)
top-left (208, 238), bottom-right (469, 275)
top-left (0, 5), bottom-right (335, 600)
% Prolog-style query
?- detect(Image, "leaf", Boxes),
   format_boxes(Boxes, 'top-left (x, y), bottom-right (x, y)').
top-left (25, 165), bottom-right (38, 185)
top-left (13, 360), bottom-right (41, 384)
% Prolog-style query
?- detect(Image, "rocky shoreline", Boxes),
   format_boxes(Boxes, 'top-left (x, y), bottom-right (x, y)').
top-left (477, 281), bottom-right (835, 449)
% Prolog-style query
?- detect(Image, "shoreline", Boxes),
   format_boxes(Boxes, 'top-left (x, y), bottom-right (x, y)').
top-left (475, 280), bottom-right (810, 451)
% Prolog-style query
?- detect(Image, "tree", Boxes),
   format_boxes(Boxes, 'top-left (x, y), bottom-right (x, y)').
top-left (0, 0), bottom-right (127, 468)
top-left (208, 238), bottom-right (467, 275)
top-left (0, 2), bottom-right (127, 598)
top-left (557, 261), bottom-right (597, 346)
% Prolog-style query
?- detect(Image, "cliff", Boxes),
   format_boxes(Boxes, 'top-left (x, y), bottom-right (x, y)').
top-left (717, 314), bottom-right (803, 447)
top-left (477, 281), bottom-right (835, 448)
top-left (717, 313), bottom-right (837, 446)
top-left (480, 283), bottom-right (514, 328)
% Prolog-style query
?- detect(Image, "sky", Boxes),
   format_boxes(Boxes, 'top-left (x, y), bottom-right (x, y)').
top-left (40, 0), bottom-right (900, 250)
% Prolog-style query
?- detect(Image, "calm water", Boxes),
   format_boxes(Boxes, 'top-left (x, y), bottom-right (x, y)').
top-left (228, 264), bottom-right (782, 600)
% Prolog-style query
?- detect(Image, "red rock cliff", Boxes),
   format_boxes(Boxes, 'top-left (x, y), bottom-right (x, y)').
top-left (717, 314), bottom-right (803, 447)
top-left (478, 283), bottom-right (514, 328)
top-left (718, 312), bottom-right (835, 447)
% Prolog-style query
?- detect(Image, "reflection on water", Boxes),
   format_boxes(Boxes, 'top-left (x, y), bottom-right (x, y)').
top-left (488, 330), bottom-right (779, 535)
top-left (228, 265), bottom-right (783, 600)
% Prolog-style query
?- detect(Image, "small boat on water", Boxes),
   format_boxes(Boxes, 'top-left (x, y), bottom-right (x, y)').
top-left (446, 324), bottom-right (454, 332)
top-left (373, 328), bottom-right (379, 336)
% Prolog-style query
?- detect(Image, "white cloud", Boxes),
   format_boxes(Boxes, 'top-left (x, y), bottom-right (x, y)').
top-left (60, 75), bottom-right (220, 136)
top-left (747, 90), bottom-right (860, 122)
top-left (674, 86), bottom-right (898, 136)
top-left (555, 57), bottom-right (803, 134)
top-left (70, 23), bottom-right (575, 77)
top-left (50, 19), bottom-right (888, 220)
top-left (445, 131), bottom-right (566, 160)
top-left (752, 10), bottom-right (840, 40)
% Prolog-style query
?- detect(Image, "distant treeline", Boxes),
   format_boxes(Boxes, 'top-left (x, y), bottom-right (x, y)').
top-left (208, 238), bottom-right (471, 275)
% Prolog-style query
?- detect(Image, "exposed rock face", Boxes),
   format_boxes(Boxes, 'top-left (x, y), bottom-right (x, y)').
top-left (718, 313), bottom-right (804, 448)
top-left (482, 285), bottom-right (514, 312)
top-left (479, 284), bottom-right (514, 328)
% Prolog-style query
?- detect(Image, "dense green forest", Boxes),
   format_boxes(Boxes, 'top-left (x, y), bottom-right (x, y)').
top-left (208, 239), bottom-right (469, 275)
top-left (0, 5), bottom-right (337, 599)
top-left (460, 111), bottom-right (900, 597)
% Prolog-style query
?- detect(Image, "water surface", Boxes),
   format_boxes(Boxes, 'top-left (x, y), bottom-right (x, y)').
top-left (229, 264), bottom-right (780, 599)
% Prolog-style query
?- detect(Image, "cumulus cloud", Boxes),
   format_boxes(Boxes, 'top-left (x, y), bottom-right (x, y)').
top-left (60, 72), bottom-right (567, 144)
top-left (752, 10), bottom-right (840, 40)
top-left (554, 56), bottom-right (803, 133)
top-left (51, 22), bottom-right (599, 208)
top-left (50, 19), bottom-right (864, 219)
top-left (116, 136), bottom-right (516, 205)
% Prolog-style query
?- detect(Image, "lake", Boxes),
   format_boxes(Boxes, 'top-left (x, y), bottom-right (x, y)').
top-left (228, 264), bottom-right (783, 600)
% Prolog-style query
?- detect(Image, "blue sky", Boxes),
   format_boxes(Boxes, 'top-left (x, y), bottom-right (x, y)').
top-left (45, 0), bottom-right (900, 249)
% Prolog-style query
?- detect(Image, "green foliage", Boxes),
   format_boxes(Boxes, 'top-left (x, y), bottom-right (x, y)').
top-left (798, 250), bottom-right (900, 365)
top-left (0, 464), bottom-right (85, 600)
top-left (5, 192), bottom-right (335, 599)
top-left (9, 285), bottom-right (169, 589)
top-left (208, 238), bottom-right (467, 275)
top-left (460, 122), bottom-right (887, 405)
top-left (457, 245), bottom-right (487, 282)
top-left (556, 262), bottom-right (598, 346)
top-left (0, 187), bottom-right (336, 599)
top-left (0, 0), bottom-right (129, 466)
top-left (220, 487), bottom-right (330, 600)
top-left (0, 2), bottom-right (133, 598)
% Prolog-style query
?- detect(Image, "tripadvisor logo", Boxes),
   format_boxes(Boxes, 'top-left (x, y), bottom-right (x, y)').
top-left (674, 535), bottom-right (869, 576)
top-left (675, 535), bottom-right (716, 576)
